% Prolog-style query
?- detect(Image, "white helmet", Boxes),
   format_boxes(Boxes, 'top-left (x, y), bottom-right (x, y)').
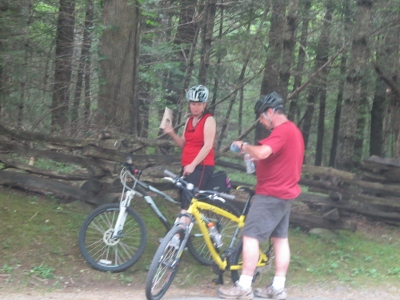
top-left (186, 85), bottom-right (209, 102)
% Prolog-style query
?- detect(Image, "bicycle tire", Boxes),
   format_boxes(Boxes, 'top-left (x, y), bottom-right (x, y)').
top-left (230, 239), bottom-right (274, 283)
top-left (145, 225), bottom-right (185, 300)
top-left (186, 199), bottom-right (241, 266)
top-left (78, 203), bottom-right (147, 272)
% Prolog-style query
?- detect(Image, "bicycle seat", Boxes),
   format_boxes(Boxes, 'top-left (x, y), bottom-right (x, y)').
top-left (236, 186), bottom-right (255, 196)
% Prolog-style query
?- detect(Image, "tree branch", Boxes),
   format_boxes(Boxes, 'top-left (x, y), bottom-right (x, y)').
top-left (287, 42), bottom-right (349, 100)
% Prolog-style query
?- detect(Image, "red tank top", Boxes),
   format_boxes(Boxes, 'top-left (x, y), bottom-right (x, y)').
top-left (181, 113), bottom-right (215, 166)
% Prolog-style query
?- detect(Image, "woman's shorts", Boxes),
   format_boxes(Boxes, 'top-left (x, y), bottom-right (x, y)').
top-left (179, 165), bottom-right (214, 209)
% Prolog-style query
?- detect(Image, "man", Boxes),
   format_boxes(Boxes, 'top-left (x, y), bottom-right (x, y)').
top-left (218, 92), bottom-right (304, 300)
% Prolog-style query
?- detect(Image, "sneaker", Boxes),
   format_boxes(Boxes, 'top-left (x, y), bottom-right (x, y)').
top-left (254, 285), bottom-right (286, 299)
top-left (166, 235), bottom-right (180, 250)
top-left (217, 282), bottom-right (254, 299)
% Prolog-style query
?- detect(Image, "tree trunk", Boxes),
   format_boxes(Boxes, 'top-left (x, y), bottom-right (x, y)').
top-left (314, 1), bottom-right (334, 166)
top-left (301, 1), bottom-right (333, 158)
top-left (257, 0), bottom-right (284, 141)
top-left (353, 79), bottom-right (368, 166)
top-left (51, 0), bottom-right (76, 134)
top-left (216, 7), bottom-right (268, 150)
top-left (288, 0), bottom-right (311, 122)
top-left (162, 0), bottom-right (198, 112)
top-left (384, 7), bottom-right (400, 158)
top-left (370, 33), bottom-right (388, 156)
top-left (329, 1), bottom-right (351, 167)
top-left (198, 0), bottom-right (217, 84)
top-left (336, 0), bottom-right (373, 170)
top-left (97, 0), bottom-right (141, 133)
top-left (71, 0), bottom-right (94, 136)
top-left (83, 0), bottom-right (94, 130)
top-left (172, 0), bottom-right (201, 125)
top-left (279, 0), bottom-right (298, 99)
top-left (211, 2), bottom-right (225, 115)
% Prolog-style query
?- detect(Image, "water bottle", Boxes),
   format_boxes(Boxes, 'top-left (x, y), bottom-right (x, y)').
top-left (244, 153), bottom-right (255, 174)
top-left (230, 143), bottom-right (241, 153)
top-left (207, 222), bottom-right (223, 248)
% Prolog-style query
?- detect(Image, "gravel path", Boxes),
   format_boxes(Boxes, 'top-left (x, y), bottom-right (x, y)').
top-left (1, 284), bottom-right (399, 300)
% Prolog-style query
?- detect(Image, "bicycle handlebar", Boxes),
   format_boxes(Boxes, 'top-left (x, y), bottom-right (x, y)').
top-left (163, 169), bottom-right (236, 201)
top-left (164, 169), bottom-right (177, 178)
top-left (215, 192), bottom-right (235, 201)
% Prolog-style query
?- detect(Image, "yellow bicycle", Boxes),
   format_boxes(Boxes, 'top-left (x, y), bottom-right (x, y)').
top-left (145, 170), bottom-right (273, 300)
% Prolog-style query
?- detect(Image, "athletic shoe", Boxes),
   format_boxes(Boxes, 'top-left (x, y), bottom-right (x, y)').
top-left (218, 282), bottom-right (254, 299)
top-left (254, 285), bottom-right (286, 299)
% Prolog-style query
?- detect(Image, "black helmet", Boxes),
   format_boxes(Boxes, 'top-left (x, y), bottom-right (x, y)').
top-left (254, 92), bottom-right (284, 115)
top-left (186, 85), bottom-right (209, 102)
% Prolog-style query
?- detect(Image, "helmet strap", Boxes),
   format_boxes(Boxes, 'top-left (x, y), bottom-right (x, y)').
top-left (262, 109), bottom-right (275, 129)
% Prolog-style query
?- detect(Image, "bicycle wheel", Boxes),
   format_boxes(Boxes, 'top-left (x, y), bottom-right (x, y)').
top-left (78, 203), bottom-right (147, 272)
top-left (186, 199), bottom-right (241, 266)
top-left (145, 225), bottom-right (185, 300)
top-left (230, 239), bottom-right (274, 283)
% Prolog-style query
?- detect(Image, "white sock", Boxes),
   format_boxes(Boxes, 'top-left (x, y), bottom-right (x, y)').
top-left (238, 275), bottom-right (253, 289)
top-left (272, 276), bottom-right (286, 290)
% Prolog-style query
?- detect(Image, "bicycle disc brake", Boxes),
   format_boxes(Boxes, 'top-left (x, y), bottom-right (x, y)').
top-left (103, 229), bottom-right (121, 246)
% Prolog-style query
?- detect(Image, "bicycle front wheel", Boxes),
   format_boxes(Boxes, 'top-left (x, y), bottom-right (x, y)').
top-left (78, 203), bottom-right (147, 272)
top-left (186, 199), bottom-right (241, 266)
top-left (145, 225), bottom-right (185, 300)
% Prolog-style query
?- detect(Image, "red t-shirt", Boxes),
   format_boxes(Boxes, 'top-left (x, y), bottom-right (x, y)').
top-left (182, 113), bottom-right (215, 166)
top-left (255, 121), bottom-right (304, 199)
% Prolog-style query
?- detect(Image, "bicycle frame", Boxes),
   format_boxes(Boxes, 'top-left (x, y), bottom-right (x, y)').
top-left (145, 171), bottom-right (274, 299)
top-left (189, 199), bottom-right (244, 268)
top-left (172, 197), bottom-right (269, 273)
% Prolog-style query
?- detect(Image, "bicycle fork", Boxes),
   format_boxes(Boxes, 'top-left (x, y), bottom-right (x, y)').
top-left (111, 190), bottom-right (135, 239)
top-left (168, 214), bottom-right (194, 267)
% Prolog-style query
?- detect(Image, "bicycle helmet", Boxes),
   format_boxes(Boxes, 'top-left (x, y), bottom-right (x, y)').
top-left (254, 92), bottom-right (284, 115)
top-left (186, 85), bottom-right (209, 102)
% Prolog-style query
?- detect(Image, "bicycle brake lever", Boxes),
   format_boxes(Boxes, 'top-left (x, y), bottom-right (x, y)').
top-left (210, 195), bottom-right (226, 203)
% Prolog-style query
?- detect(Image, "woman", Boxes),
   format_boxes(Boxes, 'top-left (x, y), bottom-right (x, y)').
top-left (163, 85), bottom-right (216, 222)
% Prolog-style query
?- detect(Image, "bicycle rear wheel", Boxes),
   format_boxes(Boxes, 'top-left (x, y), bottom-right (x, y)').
top-left (186, 199), bottom-right (240, 266)
top-left (78, 203), bottom-right (147, 272)
top-left (145, 225), bottom-right (185, 300)
top-left (230, 239), bottom-right (274, 283)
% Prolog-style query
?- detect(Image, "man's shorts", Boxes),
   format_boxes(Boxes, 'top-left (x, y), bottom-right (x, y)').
top-left (242, 194), bottom-right (292, 242)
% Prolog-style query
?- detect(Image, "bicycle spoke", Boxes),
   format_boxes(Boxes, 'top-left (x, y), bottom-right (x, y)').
top-left (146, 226), bottom-right (184, 300)
top-left (187, 200), bottom-right (240, 266)
top-left (79, 204), bottom-right (147, 272)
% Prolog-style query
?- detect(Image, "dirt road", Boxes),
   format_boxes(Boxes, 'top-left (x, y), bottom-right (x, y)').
top-left (1, 284), bottom-right (399, 300)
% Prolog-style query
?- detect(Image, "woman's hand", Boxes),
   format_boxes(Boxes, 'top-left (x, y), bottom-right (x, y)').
top-left (183, 164), bottom-right (195, 176)
top-left (163, 122), bottom-right (174, 135)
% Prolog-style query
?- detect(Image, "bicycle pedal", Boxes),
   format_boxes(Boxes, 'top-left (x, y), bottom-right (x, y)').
top-left (212, 276), bottom-right (224, 285)
top-left (258, 264), bottom-right (272, 273)
top-left (252, 271), bottom-right (259, 283)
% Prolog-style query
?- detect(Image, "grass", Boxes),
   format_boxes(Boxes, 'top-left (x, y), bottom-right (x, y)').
top-left (0, 185), bottom-right (399, 293)
top-left (288, 226), bottom-right (400, 287)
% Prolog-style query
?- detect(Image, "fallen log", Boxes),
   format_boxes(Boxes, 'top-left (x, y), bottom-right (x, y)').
top-left (297, 193), bottom-right (400, 225)
top-left (0, 154), bottom-right (94, 180)
top-left (231, 196), bottom-right (357, 232)
top-left (0, 170), bottom-right (87, 201)
top-left (1, 122), bottom-right (399, 227)
top-left (290, 211), bottom-right (357, 232)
